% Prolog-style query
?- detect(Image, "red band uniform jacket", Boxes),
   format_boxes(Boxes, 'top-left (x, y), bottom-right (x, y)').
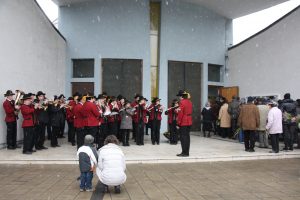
top-left (73, 102), bottom-right (85, 128)
top-left (3, 99), bottom-right (17, 122)
top-left (82, 101), bottom-right (101, 127)
top-left (177, 99), bottom-right (193, 127)
top-left (66, 100), bottom-right (76, 123)
top-left (133, 104), bottom-right (147, 124)
top-left (148, 104), bottom-right (163, 121)
top-left (20, 104), bottom-right (35, 128)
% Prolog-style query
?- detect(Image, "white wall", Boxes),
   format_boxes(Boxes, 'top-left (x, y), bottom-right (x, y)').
top-left (0, 0), bottom-right (66, 147)
top-left (226, 7), bottom-right (300, 100)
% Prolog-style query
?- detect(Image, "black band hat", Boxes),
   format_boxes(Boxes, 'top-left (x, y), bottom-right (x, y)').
top-left (4, 90), bottom-right (15, 97)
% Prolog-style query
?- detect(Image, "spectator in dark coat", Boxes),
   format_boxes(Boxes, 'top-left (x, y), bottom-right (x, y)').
top-left (201, 102), bottom-right (214, 137)
top-left (279, 93), bottom-right (297, 151)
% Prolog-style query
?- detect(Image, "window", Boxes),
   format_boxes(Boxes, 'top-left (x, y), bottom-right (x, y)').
top-left (208, 64), bottom-right (222, 82)
top-left (72, 59), bottom-right (94, 78)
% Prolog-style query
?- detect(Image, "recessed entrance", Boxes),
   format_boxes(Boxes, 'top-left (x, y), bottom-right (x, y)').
top-left (168, 61), bottom-right (202, 131)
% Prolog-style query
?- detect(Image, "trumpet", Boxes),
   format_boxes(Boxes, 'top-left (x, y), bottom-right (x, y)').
top-left (166, 106), bottom-right (179, 111)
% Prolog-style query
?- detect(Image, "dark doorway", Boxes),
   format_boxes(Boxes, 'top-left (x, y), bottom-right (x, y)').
top-left (102, 59), bottom-right (142, 101)
top-left (168, 61), bottom-right (202, 131)
top-left (71, 82), bottom-right (94, 95)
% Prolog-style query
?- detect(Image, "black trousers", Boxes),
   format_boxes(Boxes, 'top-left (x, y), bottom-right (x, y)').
top-left (221, 127), bottom-right (231, 138)
top-left (35, 122), bottom-right (46, 148)
top-left (98, 123), bottom-right (108, 149)
top-left (132, 122), bottom-right (137, 140)
top-left (59, 121), bottom-right (65, 137)
top-left (67, 121), bottom-right (75, 144)
top-left (151, 120), bottom-right (161, 144)
top-left (180, 126), bottom-right (191, 155)
top-left (271, 134), bottom-right (280, 153)
top-left (244, 130), bottom-right (256, 150)
top-left (51, 126), bottom-right (59, 147)
top-left (85, 126), bottom-right (98, 143)
top-left (170, 121), bottom-right (178, 144)
top-left (47, 123), bottom-right (52, 140)
top-left (23, 127), bottom-right (35, 153)
top-left (6, 121), bottom-right (17, 148)
top-left (108, 121), bottom-right (118, 136)
top-left (283, 124), bottom-right (296, 149)
top-left (76, 127), bottom-right (85, 149)
top-left (135, 121), bottom-right (144, 145)
top-left (145, 121), bottom-right (151, 135)
top-left (122, 129), bottom-right (130, 145)
top-left (231, 119), bottom-right (238, 138)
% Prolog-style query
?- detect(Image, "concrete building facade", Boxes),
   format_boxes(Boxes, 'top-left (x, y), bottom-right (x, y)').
top-left (226, 6), bottom-right (300, 100)
top-left (0, 0), bottom-right (66, 147)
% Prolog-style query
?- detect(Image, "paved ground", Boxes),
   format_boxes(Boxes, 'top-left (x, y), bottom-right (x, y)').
top-left (0, 159), bottom-right (300, 200)
top-left (1, 133), bottom-right (300, 164)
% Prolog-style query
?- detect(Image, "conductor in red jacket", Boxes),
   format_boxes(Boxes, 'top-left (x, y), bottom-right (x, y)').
top-left (82, 95), bottom-right (100, 143)
top-left (176, 90), bottom-right (193, 157)
top-left (3, 90), bottom-right (20, 149)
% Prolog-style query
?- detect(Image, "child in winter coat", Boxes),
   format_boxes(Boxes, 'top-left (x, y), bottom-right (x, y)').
top-left (77, 135), bottom-right (98, 192)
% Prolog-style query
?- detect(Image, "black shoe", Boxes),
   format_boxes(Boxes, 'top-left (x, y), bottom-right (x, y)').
top-left (23, 151), bottom-right (32, 155)
top-left (56, 145), bottom-right (61, 147)
top-left (245, 149), bottom-right (250, 152)
top-left (15, 145), bottom-right (22, 149)
top-left (7, 146), bottom-right (16, 150)
top-left (72, 143), bottom-right (76, 146)
top-left (249, 149), bottom-right (255, 152)
top-left (176, 153), bottom-right (189, 157)
top-left (41, 146), bottom-right (48, 150)
top-left (152, 142), bottom-right (155, 145)
top-left (31, 150), bottom-right (37, 152)
top-left (289, 147), bottom-right (294, 151)
top-left (35, 147), bottom-right (42, 150)
top-left (282, 147), bottom-right (289, 151)
top-left (114, 186), bottom-right (121, 194)
top-left (51, 145), bottom-right (56, 148)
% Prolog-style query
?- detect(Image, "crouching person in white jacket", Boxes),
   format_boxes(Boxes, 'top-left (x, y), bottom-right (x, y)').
top-left (96, 135), bottom-right (126, 194)
top-left (77, 135), bottom-right (98, 192)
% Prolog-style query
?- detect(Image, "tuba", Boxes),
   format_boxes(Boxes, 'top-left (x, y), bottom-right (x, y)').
top-left (14, 90), bottom-right (25, 106)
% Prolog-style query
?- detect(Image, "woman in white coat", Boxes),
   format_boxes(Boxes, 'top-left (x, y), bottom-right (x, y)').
top-left (96, 135), bottom-right (126, 193)
top-left (266, 101), bottom-right (282, 153)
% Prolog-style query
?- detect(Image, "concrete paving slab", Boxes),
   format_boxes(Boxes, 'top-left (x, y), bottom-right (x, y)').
top-left (0, 133), bottom-right (299, 164)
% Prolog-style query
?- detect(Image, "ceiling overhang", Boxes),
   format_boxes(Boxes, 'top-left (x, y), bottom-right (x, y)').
top-left (52, 0), bottom-right (288, 19)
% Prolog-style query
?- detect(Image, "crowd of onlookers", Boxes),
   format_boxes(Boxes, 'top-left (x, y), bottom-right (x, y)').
top-left (201, 93), bottom-right (300, 153)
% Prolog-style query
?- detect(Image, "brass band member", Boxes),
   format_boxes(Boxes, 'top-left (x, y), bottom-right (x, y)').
top-left (57, 94), bottom-right (66, 138)
top-left (165, 99), bottom-right (179, 145)
top-left (176, 90), bottom-right (193, 157)
top-left (148, 97), bottom-right (163, 145)
top-left (66, 92), bottom-right (79, 146)
top-left (133, 96), bottom-right (147, 145)
top-left (82, 94), bottom-right (100, 142)
top-left (96, 94), bottom-right (108, 149)
top-left (34, 91), bottom-right (49, 150)
top-left (49, 96), bottom-right (62, 147)
top-left (131, 94), bottom-right (140, 141)
top-left (3, 90), bottom-right (20, 149)
top-left (107, 97), bottom-right (119, 136)
top-left (73, 94), bottom-right (85, 149)
top-left (20, 94), bottom-right (38, 154)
